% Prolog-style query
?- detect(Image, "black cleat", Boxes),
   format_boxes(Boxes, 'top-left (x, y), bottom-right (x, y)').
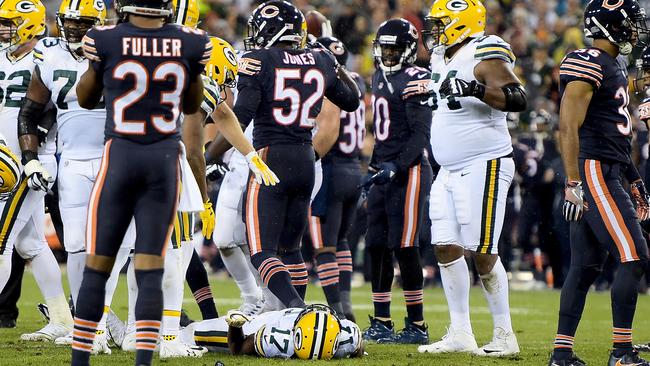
top-left (608, 349), bottom-right (650, 366)
top-left (547, 352), bottom-right (587, 366)
top-left (180, 309), bottom-right (194, 327)
top-left (362, 315), bottom-right (394, 342)
top-left (377, 317), bottom-right (428, 344)
top-left (635, 343), bottom-right (650, 352)
top-left (0, 317), bottom-right (16, 328)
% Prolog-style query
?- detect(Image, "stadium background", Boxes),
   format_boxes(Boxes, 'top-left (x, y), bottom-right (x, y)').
top-left (7, 0), bottom-right (650, 365)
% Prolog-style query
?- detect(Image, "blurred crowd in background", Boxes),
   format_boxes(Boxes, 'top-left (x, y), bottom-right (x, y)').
top-left (37, 0), bottom-right (650, 292)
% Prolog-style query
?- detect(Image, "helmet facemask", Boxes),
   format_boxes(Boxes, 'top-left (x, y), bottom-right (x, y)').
top-left (372, 40), bottom-right (416, 74)
top-left (422, 16), bottom-right (449, 53)
top-left (57, 16), bottom-right (98, 57)
top-left (0, 17), bottom-right (21, 52)
top-left (587, 8), bottom-right (649, 55)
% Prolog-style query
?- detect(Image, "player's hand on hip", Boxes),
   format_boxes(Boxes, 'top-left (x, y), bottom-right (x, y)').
top-left (23, 159), bottom-right (53, 192)
top-left (631, 179), bottom-right (650, 221)
top-left (372, 162), bottom-right (398, 185)
top-left (199, 200), bottom-right (215, 240)
top-left (563, 180), bottom-right (585, 221)
top-left (439, 77), bottom-right (485, 99)
top-left (246, 151), bottom-right (279, 186)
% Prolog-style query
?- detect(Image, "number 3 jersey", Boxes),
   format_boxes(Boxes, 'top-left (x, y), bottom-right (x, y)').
top-left (83, 23), bottom-right (211, 144)
top-left (33, 38), bottom-right (105, 159)
top-left (559, 48), bottom-right (631, 165)
top-left (429, 35), bottom-right (515, 171)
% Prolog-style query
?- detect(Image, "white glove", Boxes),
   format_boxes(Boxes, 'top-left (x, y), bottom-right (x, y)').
top-left (23, 159), bottom-right (53, 192)
top-left (245, 151), bottom-right (279, 186)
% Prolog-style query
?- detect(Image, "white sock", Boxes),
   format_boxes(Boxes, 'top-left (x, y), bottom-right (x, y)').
top-left (439, 256), bottom-right (472, 334)
top-left (66, 252), bottom-right (86, 307)
top-left (126, 256), bottom-right (137, 334)
top-left (221, 246), bottom-right (262, 303)
top-left (97, 306), bottom-right (109, 334)
top-left (0, 251), bottom-right (13, 293)
top-left (162, 247), bottom-right (184, 338)
top-left (99, 246), bottom-right (130, 333)
top-left (182, 241), bottom-right (193, 274)
top-left (479, 257), bottom-right (513, 333)
top-left (46, 294), bottom-right (73, 327)
top-left (32, 248), bottom-right (73, 326)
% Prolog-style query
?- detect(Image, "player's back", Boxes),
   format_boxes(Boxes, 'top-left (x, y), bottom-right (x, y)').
top-left (324, 73), bottom-right (366, 164)
top-left (559, 47), bottom-right (631, 164)
top-left (237, 47), bottom-right (341, 149)
top-left (371, 65), bottom-right (431, 166)
top-left (83, 22), bottom-right (210, 144)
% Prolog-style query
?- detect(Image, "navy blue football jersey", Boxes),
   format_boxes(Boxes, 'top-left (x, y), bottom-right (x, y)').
top-left (234, 47), bottom-right (358, 149)
top-left (370, 66), bottom-right (432, 169)
top-left (323, 73), bottom-right (366, 163)
top-left (559, 48), bottom-right (632, 164)
top-left (83, 23), bottom-right (211, 144)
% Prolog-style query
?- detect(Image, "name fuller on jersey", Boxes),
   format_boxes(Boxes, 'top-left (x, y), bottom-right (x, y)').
top-left (122, 37), bottom-right (182, 58)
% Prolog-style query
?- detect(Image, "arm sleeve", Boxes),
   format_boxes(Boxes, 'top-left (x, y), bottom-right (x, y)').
top-left (82, 29), bottom-right (103, 73)
top-left (624, 162), bottom-right (642, 183)
top-left (321, 55), bottom-right (359, 112)
top-left (396, 95), bottom-right (433, 172)
top-left (232, 53), bottom-right (263, 128)
top-left (190, 33), bottom-right (211, 78)
top-left (559, 53), bottom-right (603, 90)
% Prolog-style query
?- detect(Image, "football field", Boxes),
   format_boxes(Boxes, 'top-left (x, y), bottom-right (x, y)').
top-left (2, 270), bottom-right (650, 365)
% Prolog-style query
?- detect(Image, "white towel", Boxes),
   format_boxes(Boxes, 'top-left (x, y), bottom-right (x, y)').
top-left (177, 141), bottom-right (204, 213)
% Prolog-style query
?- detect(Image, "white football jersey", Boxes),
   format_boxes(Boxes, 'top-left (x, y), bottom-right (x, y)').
top-left (253, 308), bottom-right (302, 359)
top-left (34, 38), bottom-right (105, 159)
top-left (430, 35), bottom-right (515, 171)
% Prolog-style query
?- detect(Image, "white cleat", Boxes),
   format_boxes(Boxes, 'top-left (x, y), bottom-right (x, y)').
top-left (54, 331), bottom-right (73, 345)
top-left (417, 326), bottom-right (478, 354)
top-left (21, 322), bottom-right (71, 342)
top-left (92, 331), bottom-right (112, 355)
top-left (159, 337), bottom-right (207, 359)
top-left (239, 298), bottom-right (265, 317)
top-left (121, 330), bottom-right (137, 352)
top-left (106, 310), bottom-right (126, 348)
top-left (473, 327), bottom-right (520, 357)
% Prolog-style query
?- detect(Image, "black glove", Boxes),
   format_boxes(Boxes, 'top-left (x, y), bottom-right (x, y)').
top-left (358, 162), bottom-right (398, 192)
top-left (206, 162), bottom-right (229, 181)
top-left (439, 77), bottom-right (486, 100)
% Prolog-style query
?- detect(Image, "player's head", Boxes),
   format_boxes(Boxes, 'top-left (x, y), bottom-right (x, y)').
top-left (293, 304), bottom-right (341, 360)
top-left (171, 0), bottom-right (199, 28)
top-left (205, 36), bottom-right (237, 89)
top-left (57, 0), bottom-right (106, 55)
top-left (584, 0), bottom-right (648, 55)
top-left (244, 0), bottom-right (306, 51)
top-left (634, 46), bottom-right (650, 93)
top-left (335, 319), bottom-right (364, 359)
top-left (116, 0), bottom-right (173, 22)
top-left (423, 0), bottom-right (486, 53)
top-left (373, 18), bottom-right (418, 74)
top-left (0, 138), bottom-right (21, 201)
top-left (0, 0), bottom-right (46, 52)
top-left (316, 36), bottom-right (348, 67)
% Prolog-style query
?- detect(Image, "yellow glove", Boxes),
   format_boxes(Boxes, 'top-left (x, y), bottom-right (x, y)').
top-left (245, 152), bottom-right (280, 186)
top-left (199, 200), bottom-right (215, 239)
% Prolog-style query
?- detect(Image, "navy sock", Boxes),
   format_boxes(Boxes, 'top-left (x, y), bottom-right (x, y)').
top-left (337, 241), bottom-right (354, 321)
top-left (396, 247), bottom-right (424, 323)
top-left (315, 252), bottom-right (344, 316)
top-left (370, 246), bottom-right (393, 319)
top-left (611, 261), bottom-right (645, 353)
top-left (281, 250), bottom-right (308, 299)
top-left (71, 267), bottom-right (109, 366)
top-left (185, 250), bottom-right (218, 319)
top-left (134, 268), bottom-right (164, 366)
top-left (252, 251), bottom-right (304, 308)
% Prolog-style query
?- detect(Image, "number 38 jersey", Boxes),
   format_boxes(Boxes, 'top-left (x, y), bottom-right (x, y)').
top-left (83, 23), bottom-right (211, 144)
top-left (429, 35), bottom-right (515, 171)
top-left (0, 51), bottom-right (35, 154)
top-left (33, 38), bottom-right (105, 159)
top-left (323, 73), bottom-right (366, 163)
top-left (559, 48), bottom-right (631, 165)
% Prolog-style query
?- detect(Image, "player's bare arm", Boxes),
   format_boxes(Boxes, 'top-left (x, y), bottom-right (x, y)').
top-left (558, 80), bottom-right (592, 181)
top-left (182, 112), bottom-right (209, 202)
top-left (227, 326), bottom-right (256, 356)
top-left (209, 102), bottom-right (255, 156)
top-left (312, 99), bottom-right (341, 157)
top-left (76, 63), bottom-right (103, 109)
top-left (183, 73), bottom-right (204, 115)
top-left (474, 58), bottom-right (526, 111)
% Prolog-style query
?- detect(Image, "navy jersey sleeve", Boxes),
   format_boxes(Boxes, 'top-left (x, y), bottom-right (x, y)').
top-left (559, 51), bottom-right (604, 90)
top-left (315, 50), bottom-right (359, 112)
top-left (396, 68), bottom-right (433, 172)
top-left (188, 30), bottom-right (212, 78)
top-left (82, 26), bottom-right (108, 73)
top-left (233, 50), bottom-right (264, 128)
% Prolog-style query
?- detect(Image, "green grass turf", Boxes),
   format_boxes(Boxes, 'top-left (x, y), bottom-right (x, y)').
top-left (1, 271), bottom-right (649, 365)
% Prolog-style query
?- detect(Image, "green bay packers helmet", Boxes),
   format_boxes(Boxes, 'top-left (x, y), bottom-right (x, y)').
top-left (172, 0), bottom-right (199, 28)
top-left (205, 36), bottom-right (237, 89)
top-left (57, 0), bottom-right (106, 54)
top-left (0, 0), bottom-right (46, 52)
top-left (0, 139), bottom-right (21, 200)
top-left (293, 304), bottom-right (341, 360)
top-left (423, 0), bottom-right (486, 52)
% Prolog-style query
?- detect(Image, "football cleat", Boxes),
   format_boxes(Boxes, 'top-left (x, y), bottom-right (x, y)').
top-left (159, 337), bottom-right (207, 359)
top-left (636, 343), bottom-right (650, 352)
top-left (608, 349), bottom-right (650, 366)
top-left (20, 322), bottom-right (71, 342)
top-left (417, 326), bottom-right (478, 354)
top-left (106, 309), bottom-right (126, 348)
top-left (362, 315), bottom-right (394, 342)
top-left (121, 330), bottom-right (136, 352)
top-left (547, 352), bottom-right (587, 366)
top-left (377, 317), bottom-right (428, 345)
top-left (238, 298), bottom-right (265, 317)
top-left (473, 327), bottom-right (520, 357)
top-left (0, 317), bottom-right (16, 328)
top-left (92, 331), bottom-right (111, 355)
top-left (54, 331), bottom-right (73, 345)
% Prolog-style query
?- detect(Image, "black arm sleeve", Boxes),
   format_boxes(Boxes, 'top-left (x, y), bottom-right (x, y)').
top-left (232, 80), bottom-right (262, 129)
top-left (38, 108), bottom-right (57, 135)
top-left (325, 76), bottom-right (360, 113)
top-left (396, 96), bottom-right (433, 172)
top-left (625, 162), bottom-right (642, 183)
top-left (18, 98), bottom-right (46, 137)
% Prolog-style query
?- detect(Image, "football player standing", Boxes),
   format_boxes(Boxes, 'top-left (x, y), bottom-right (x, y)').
top-left (419, 0), bottom-right (526, 356)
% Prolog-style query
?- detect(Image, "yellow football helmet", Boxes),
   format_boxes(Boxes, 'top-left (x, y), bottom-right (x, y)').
top-left (423, 0), bottom-right (486, 52)
top-left (205, 37), bottom-right (237, 89)
top-left (0, 141), bottom-right (21, 201)
top-left (172, 0), bottom-right (199, 29)
top-left (0, 0), bottom-right (46, 52)
top-left (57, 0), bottom-right (106, 53)
top-left (293, 304), bottom-right (341, 360)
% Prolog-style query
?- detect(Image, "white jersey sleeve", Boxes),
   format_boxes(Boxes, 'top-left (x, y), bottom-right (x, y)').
top-left (334, 319), bottom-right (362, 358)
top-left (473, 35), bottom-right (516, 67)
top-left (253, 308), bottom-right (302, 358)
